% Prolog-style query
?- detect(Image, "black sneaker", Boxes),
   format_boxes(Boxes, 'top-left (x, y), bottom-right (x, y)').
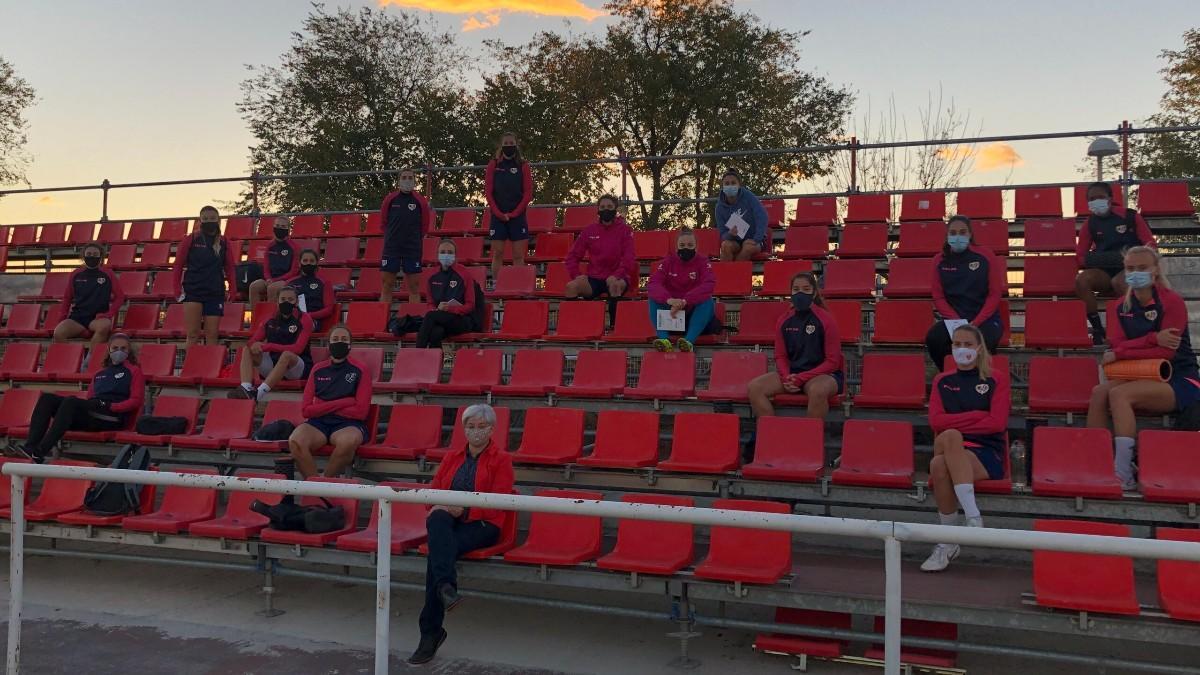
top-left (1091, 328), bottom-right (1106, 346)
top-left (406, 628), bottom-right (447, 665)
top-left (6, 441), bottom-right (39, 463)
top-left (227, 386), bottom-right (257, 401)
top-left (438, 583), bottom-right (463, 613)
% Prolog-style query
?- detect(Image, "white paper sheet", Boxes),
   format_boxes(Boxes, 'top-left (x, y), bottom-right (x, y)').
top-left (725, 210), bottom-right (751, 239)
top-left (657, 309), bottom-right (686, 332)
top-left (297, 293), bottom-right (308, 313)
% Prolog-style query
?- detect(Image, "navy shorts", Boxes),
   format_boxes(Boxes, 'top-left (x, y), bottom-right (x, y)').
top-left (380, 254), bottom-right (422, 275)
top-left (489, 213), bottom-right (529, 242)
top-left (789, 370), bottom-right (844, 395)
top-left (302, 415), bottom-right (367, 443)
top-left (67, 312), bottom-right (99, 327)
top-left (183, 296), bottom-right (225, 317)
top-left (963, 434), bottom-right (1006, 480)
top-left (1168, 372), bottom-right (1200, 412)
top-left (586, 276), bottom-right (628, 298)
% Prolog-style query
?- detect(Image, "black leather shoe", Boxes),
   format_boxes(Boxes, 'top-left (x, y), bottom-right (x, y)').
top-left (406, 628), bottom-right (447, 665)
top-left (438, 583), bottom-right (463, 613)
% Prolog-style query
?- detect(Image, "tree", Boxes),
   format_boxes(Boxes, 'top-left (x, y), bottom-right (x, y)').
top-left (1132, 27), bottom-right (1200, 205)
top-left (0, 56), bottom-right (36, 192)
top-left (237, 4), bottom-right (478, 213)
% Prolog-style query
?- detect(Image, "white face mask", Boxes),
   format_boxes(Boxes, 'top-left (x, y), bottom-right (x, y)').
top-left (464, 427), bottom-right (491, 446)
top-left (1088, 198), bottom-right (1110, 216)
top-left (952, 347), bottom-right (978, 367)
top-left (398, 178), bottom-right (415, 192)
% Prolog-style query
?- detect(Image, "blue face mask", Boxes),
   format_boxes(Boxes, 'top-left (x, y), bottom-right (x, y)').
top-left (438, 253), bottom-right (455, 268)
top-left (1125, 270), bottom-right (1153, 289)
top-left (721, 185), bottom-right (739, 198)
top-left (947, 234), bottom-right (970, 253)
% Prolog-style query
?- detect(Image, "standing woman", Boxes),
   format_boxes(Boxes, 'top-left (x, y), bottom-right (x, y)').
top-left (1075, 181), bottom-right (1156, 344)
top-left (485, 132), bottom-right (533, 278)
top-left (173, 205), bottom-right (237, 347)
top-left (1087, 246), bottom-right (1199, 490)
top-left (925, 215), bottom-right (1004, 366)
top-left (379, 168), bottom-right (433, 305)
top-left (920, 324), bottom-right (1010, 572)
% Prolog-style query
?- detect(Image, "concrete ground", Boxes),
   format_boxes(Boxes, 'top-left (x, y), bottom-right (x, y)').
top-left (0, 554), bottom-right (1195, 674)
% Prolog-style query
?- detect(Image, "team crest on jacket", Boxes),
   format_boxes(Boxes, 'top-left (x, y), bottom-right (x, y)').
top-left (688, 271), bottom-right (697, 280)
top-left (1145, 310), bottom-right (1158, 321)
top-left (449, 280), bottom-right (458, 288)
top-left (345, 372), bottom-right (358, 383)
top-left (281, 249), bottom-right (289, 256)
top-left (114, 372), bottom-right (125, 379)
top-left (1116, 224), bottom-right (1128, 234)
top-left (975, 383), bottom-right (990, 395)
top-left (509, 167), bottom-right (518, 174)
top-left (97, 277), bottom-right (106, 284)
top-left (288, 325), bottom-right (298, 333)
top-left (408, 203), bottom-right (416, 210)
top-left (309, 283), bottom-right (318, 290)
top-left (968, 261), bottom-right (980, 271)
top-left (805, 324), bottom-right (816, 334)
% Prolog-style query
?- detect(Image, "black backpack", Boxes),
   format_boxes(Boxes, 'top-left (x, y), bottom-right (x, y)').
top-left (135, 416), bottom-right (189, 436)
top-left (83, 444), bottom-right (152, 516)
top-left (235, 261), bottom-right (264, 295)
top-left (253, 419), bottom-right (296, 441)
top-left (250, 496), bottom-right (346, 533)
top-left (469, 279), bottom-right (486, 332)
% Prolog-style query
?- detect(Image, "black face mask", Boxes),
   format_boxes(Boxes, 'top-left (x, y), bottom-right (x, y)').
top-left (201, 222), bottom-right (219, 236)
top-left (300, 263), bottom-right (318, 276)
top-left (502, 146), bottom-right (516, 159)
top-left (792, 291), bottom-right (814, 313)
top-left (598, 209), bottom-right (616, 223)
top-left (274, 228), bottom-right (289, 240)
top-left (329, 342), bottom-right (351, 360)
top-left (677, 248), bottom-right (696, 262)
top-left (83, 256), bottom-right (101, 269)
top-left (278, 301), bottom-right (295, 316)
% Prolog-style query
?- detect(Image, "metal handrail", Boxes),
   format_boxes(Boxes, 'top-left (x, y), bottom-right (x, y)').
top-left (5, 463), bottom-right (1200, 675)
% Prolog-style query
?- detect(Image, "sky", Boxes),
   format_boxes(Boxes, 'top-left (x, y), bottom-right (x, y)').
top-left (0, 0), bottom-right (1194, 225)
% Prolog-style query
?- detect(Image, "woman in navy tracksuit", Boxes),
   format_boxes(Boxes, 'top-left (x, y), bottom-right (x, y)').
top-left (416, 239), bottom-right (484, 348)
top-left (925, 215), bottom-right (1005, 366)
top-left (172, 205), bottom-right (237, 347)
top-left (746, 272), bottom-right (843, 420)
top-left (287, 325), bottom-right (373, 479)
top-left (379, 167), bottom-right (433, 305)
top-left (51, 242), bottom-right (125, 352)
top-left (485, 132), bottom-right (534, 278)
top-left (921, 324), bottom-right (1011, 572)
top-left (247, 215), bottom-right (299, 304)
top-left (1088, 246), bottom-right (1199, 490)
top-left (285, 249), bottom-right (337, 330)
top-left (11, 333), bottom-right (145, 462)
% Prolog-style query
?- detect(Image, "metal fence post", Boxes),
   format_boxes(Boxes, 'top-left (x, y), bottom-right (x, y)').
top-left (1120, 120), bottom-right (1131, 204)
top-left (883, 536), bottom-right (902, 675)
top-left (7, 474), bottom-right (26, 675)
top-left (100, 179), bottom-right (111, 222)
top-left (424, 163), bottom-right (434, 203)
top-left (251, 171), bottom-right (261, 218)
top-left (849, 137), bottom-right (859, 193)
top-left (619, 148), bottom-right (629, 202)
top-left (375, 499), bottom-right (392, 674)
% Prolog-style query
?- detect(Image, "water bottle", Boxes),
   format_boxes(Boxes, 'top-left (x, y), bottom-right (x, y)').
top-left (1010, 439), bottom-right (1027, 488)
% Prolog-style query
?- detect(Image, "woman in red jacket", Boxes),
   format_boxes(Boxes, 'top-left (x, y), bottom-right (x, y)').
top-left (921, 324), bottom-right (1010, 572)
top-left (646, 228), bottom-right (718, 352)
top-left (172, 205), bottom-right (237, 347)
top-left (409, 403), bottom-right (515, 665)
top-left (485, 132), bottom-right (534, 278)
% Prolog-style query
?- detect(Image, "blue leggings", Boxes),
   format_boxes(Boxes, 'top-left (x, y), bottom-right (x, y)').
top-left (649, 298), bottom-right (715, 342)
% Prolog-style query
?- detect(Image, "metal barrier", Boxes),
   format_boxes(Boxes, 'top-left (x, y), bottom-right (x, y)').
top-left (6, 463), bottom-right (1200, 674)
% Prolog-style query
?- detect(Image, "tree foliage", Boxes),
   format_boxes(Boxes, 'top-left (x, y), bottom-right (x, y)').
top-left (1132, 27), bottom-right (1200, 205)
top-left (0, 56), bottom-right (36, 192)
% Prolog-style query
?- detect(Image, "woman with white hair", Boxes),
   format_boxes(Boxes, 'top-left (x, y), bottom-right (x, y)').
top-left (409, 403), bottom-right (515, 665)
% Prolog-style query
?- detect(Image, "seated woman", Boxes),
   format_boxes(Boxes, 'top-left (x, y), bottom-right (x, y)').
top-left (52, 243), bottom-right (125, 354)
top-left (415, 239), bottom-right (485, 348)
top-left (247, 216), bottom-right (298, 304)
top-left (646, 227), bottom-right (719, 353)
top-left (921, 324), bottom-right (1011, 572)
top-left (10, 333), bottom-right (145, 463)
top-left (287, 326), bottom-right (373, 478)
top-left (746, 272), bottom-right (843, 419)
top-left (284, 249), bottom-right (336, 331)
top-left (408, 403), bottom-right (515, 666)
top-left (714, 169), bottom-right (768, 262)
top-left (563, 194), bottom-right (637, 301)
top-left (1075, 182), bottom-right (1157, 344)
top-left (1087, 246), bottom-right (1199, 490)
top-left (925, 215), bottom-right (1004, 366)
top-left (229, 286), bottom-right (314, 402)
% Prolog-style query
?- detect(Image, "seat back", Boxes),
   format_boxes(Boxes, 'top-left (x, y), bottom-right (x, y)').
top-left (158, 303), bottom-right (188, 334)
top-left (1138, 182), bottom-right (1195, 217)
top-left (0, 389), bottom-right (43, 429)
top-left (839, 419), bottom-right (914, 476)
top-left (845, 194), bottom-right (891, 223)
top-left (753, 416), bottom-right (824, 470)
top-left (158, 219), bottom-right (189, 241)
top-left (521, 488), bottom-right (604, 554)
top-left (525, 207), bottom-right (557, 233)
top-left (731, 301), bottom-right (789, 344)
top-left (328, 214), bottom-right (362, 236)
top-left (1027, 356), bottom-right (1098, 412)
top-left (379, 405), bottom-right (444, 449)
top-left (67, 223), bottom-right (95, 245)
top-left (39, 343), bottom-right (85, 379)
top-left (196, 399), bottom-right (255, 440)
top-left (614, 493), bottom-right (694, 560)
top-left (971, 219), bottom-right (1010, 255)
top-left (138, 343), bottom-right (178, 380)
top-left (218, 302), bottom-right (246, 336)
top-left (608, 300), bottom-right (655, 341)
top-left (345, 302), bottom-right (389, 336)
top-left (496, 300), bottom-right (548, 338)
top-left (1032, 519), bottom-right (1138, 615)
top-left (836, 223), bottom-right (889, 258)
top-left (711, 262), bottom-right (753, 297)
top-left (221, 217), bottom-right (253, 241)
top-left (148, 270), bottom-right (179, 298)
top-left (506, 349), bottom-right (564, 389)
top-left (1023, 219), bottom-right (1077, 253)
top-left (117, 271), bottom-right (149, 297)
top-left (156, 468), bottom-right (219, 517)
top-left (954, 189), bottom-right (1003, 219)
top-left (322, 237), bottom-right (359, 265)
top-left (387, 348), bottom-right (443, 389)
top-left (540, 263), bottom-right (576, 297)
top-left (38, 273), bottom-right (71, 298)
top-left (3, 304), bottom-right (41, 333)
top-left (0, 343), bottom-right (40, 375)
top-left (1023, 300), bottom-right (1090, 348)
top-left (1156, 528), bottom-right (1200, 622)
top-left (761, 199), bottom-right (786, 227)
top-left (8, 225), bottom-right (36, 246)
top-left (259, 399), bottom-right (305, 428)
top-left (562, 206), bottom-right (594, 232)
top-left (706, 352), bottom-right (768, 394)
top-left (531, 232), bottom-right (573, 260)
top-left (180, 345), bottom-right (226, 380)
top-left (121, 303), bottom-right (159, 333)
top-left (882, 257), bottom-right (935, 298)
top-left (634, 351), bottom-right (695, 394)
top-left (38, 223), bottom-right (67, 246)
top-left (1014, 187), bottom-right (1064, 219)
top-left (445, 406), bottom-right (511, 452)
top-left (708, 498), bottom-right (792, 571)
top-left (793, 197), bottom-right (837, 226)
top-left (857, 353), bottom-right (925, 403)
top-left (148, 396), bottom-right (202, 434)
top-left (820, 259), bottom-right (877, 298)
top-left (825, 300), bottom-right (862, 343)
top-left (290, 214), bottom-right (325, 238)
top-left (1031, 426), bottom-right (1119, 495)
top-left (569, 350), bottom-right (628, 390)
top-left (667, 412), bottom-right (739, 468)
top-left (551, 301), bottom-right (605, 339)
top-left (1022, 255), bottom-right (1077, 296)
top-left (439, 208), bottom-right (479, 235)
top-left (27, 459), bottom-right (97, 511)
top-left (900, 192), bottom-right (946, 221)
top-left (588, 410), bottom-right (659, 465)
top-left (633, 230), bottom-right (672, 260)
top-left (896, 221), bottom-right (946, 257)
top-left (447, 349), bottom-right (503, 388)
top-left (782, 226), bottom-right (830, 259)
top-left (363, 212), bottom-right (382, 235)
top-left (872, 300), bottom-right (933, 344)
top-left (493, 265), bottom-right (537, 297)
top-left (1139, 430), bottom-right (1200, 503)
top-left (108, 244), bottom-right (138, 268)
top-left (516, 407), bottom-right (585, 460)
top-left (759, 260), bottom-right (813, 296)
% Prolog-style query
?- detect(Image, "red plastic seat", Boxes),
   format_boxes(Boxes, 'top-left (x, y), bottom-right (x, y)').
top-left (624, 351), bottom-right (695, 400)
top-left (561, 206), bottom-right (593, 233)
top-left (826, 300), bottom-right (862, 343)
top-left (290, 214), bottom-right (325, 237)
top-left (759, 260), bottom-right (814, 296)
top-left (0, 389), bottom-right (42, 434)
top-left (527, 232), bottom-right (573, 263)
top-left (729, 301), bottom-right (788, 346)
top-left (37, 223), bottom-right (67, 246)
top-left (117, 271), bottom-right (150, 298)
top-left (137, 343), bottom-right (178, 383)
top-left (1023, 255), bottom-right (1078, 296)
top-left (320, 237), bottom-right (358, 266)
top-left (864, 617), bottom-right (958, 668)
top-left (1023, 219), bottom-right (1077, 253)
top-left (0, 460), bottom-right (97, 521)
top-left (137, 242), bottom-right (173, 269)
top-left (1138, 182), bottom-right (1196, 217)
top-left (657, 412), bottom-right (739, 473)
top-left (223, 217), bottom-right (254, 241)
top-left (490, 265), bottom-right (536, 299)
top-left (168, 399), bottom-right (255, 450)
top-left (1023, 300), bottom-right (1091, 349)
top-left (882, 257), bottom-right (934, 298)
top-left (418, 507), bottom-right (519, 559)
top-left (955, 189), bottom-right (1003, 220)
top-left (835, 223), bottom-right (889, 258)
top-left (108, 244), bottom-right (139, 270)
top-left (1138, 430), bottom-right (1200, 504)
top-left (525, 207), bottom-right (557, 234)
top-left (711, 261), bottom-right (753, 297)
top-left (439, 208), bottom-right (479, 235)
top-left (1031, 427), bottom-right (1122, 498)
top-left (1027, 356), bottom-right (1098, 413)
top-left (0, 304), bottom-right (42, 338)
top-left (781, 226), bottom-right (830, 259)
top-left (359, 405), bottom-right (444, 460)
top-left (141, 304), bottom-right (188, 339)
top-left (577, 410), bottom-right (659, 468)
top-left (259, 477), bottom-right (361, 546)
top-left (364, 212), bottom-right (383, 236)
top-left (972, 219), bottom-right (1010, 255)
top-left (344, 301), bottom-right (391, 340)
top-left (328, 214), bottom-right (362, 236)
top-left (510, 407), bottom-right (585, 465)
top-left (1156, 528), bottom-right (1200, 622)
top-left (544, 301), bottom-right (604, 342)
top-left (425, 406), bottom-right (510, 461)
top-left (821, 259), bottom-right (877, 298)
top-left (217, 302), bottom-right (247, 338)
top-left (120, 469), bottom-right (220, 534)
top-left (872, 300), bottom-right (933, 344)
top-left (900, 192), bottom-right (946, 222)
top-left (537, 262), bottom-right (575, 298)
top-left (831, 420), bottom-right (914, 488)
top-left (604, 300), bottom-right (655, 342)
top-left (427, 348), bottom-right (502, 395)
top-left (20, 272), bottom-right (70, 302)
top-left (119, 304), bottom-right (159, 336)
top-left (157, 219), bottom-right (189, 241)
top-left (66, 222), bottom-right (95, 245)
top-left (742, 417), bottom-right (825, 482)
top-left (0, 343), bottom-right (40, 379)
top-left (492, 349), bottom-right (563, 397)
top-left (792, 197), bottom-right (838, 226)
top-left (698, 352), bottom-right (767, 402)
top-left (113, 396), bottom-right (200, 446)
top-left (126, 221), bottom-right (156, 242)
top-left (555, 350), bottom-right (627, 398)
top-left (23, 343), bottom-right (84, 383)
top-left (227, 400), bottom-right (304, 452)
top-left (633, 230), bottom-right (672, 261)
top-left (1015, 188), bottom-right (1063, 219)
top-left (335, 481), bottom-right (429, 553)
top-left (896, 221), bottom-right (947, 258)
top-left (355, 238), bottom-right (384, 266)
top-left (504, 489), bottom-right (603, 566)
top-left (845, 194), bottom-right (891, 223)
top-left (376, 348), bottom-right (442, 393)
top-left (7, 225), bottom-right (36, 247)
top-left (1032, 519), bottom-right (1138, 615)
top-left (693, 498), bottom-right (791, 584)
top-left (596, 494), bottom-right (694, 575)
top-left (491, 299), bottom-right (548, 339)
top-left (762, 199), bottom-right (786, 228)
top-left (853, 354), bottom-right (925, 409)
top-left (755, 609), bottom-right (853, 661)
top-left (188, 472), bottom-right (285, 540)
top-left (145, 271), bottom-right (179, 300)
top-left (57, 479), bottom-right (157, 527)
top-left (1072, 183), bottom-right (1123, 217)
top-left (155, 344), bottom-right (225, 385)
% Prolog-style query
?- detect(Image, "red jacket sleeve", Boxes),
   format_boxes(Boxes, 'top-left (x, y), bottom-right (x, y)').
top-left (101, 267), bottom-right (125, 320)
top-left (1134, 212), bottom-right (1157, 249)
top-left (1075, 221), bottom-right (1093, 266)
top-left (928, 372), bottom-right (1010, 435)
top-left (684, 261), bottom-right (716, 306)
top-left (248, 318), bottom-right (267, 346)
top-left (773, 312), bottom-right (791, 378)
top-left (793, 306), bottom-right (842, 385)
top-left (565, 230), bottom-right (589, 279)
top-left (171, 233), bottom-right (191, 299)
top-left (53, 269), bottom-right (80, 325)
top-left (928, 373), bottom-right (988, 433)
top-left (484, 160), bottom-right (505, 220)
top-left (379, 190), bottom-right (397, 233)
top-left (972, 249), bottom-right (1003, 325)
top-left (471, 454), bottom-right (516, 525)
top-left (107, 365), bottom-right (146, 414)
top-left (264, 313), bottom-right (313, 355)
top-left (1109, 291), bottom-right (1187, 360)
top-left (424, 272), bottom-right (439, 313)
top-left (646, 259), bottom-right (670, 303)
top-left (223, 236), bottom-right (237, 301)
top-left (930, 253), bottom-right (958, 319)
top-left (618, 228), bottom-right (637, 282)
top-left (429, 456), bottom-right (454, 491)
top-left (507, 162), bottom-right (533, 218)
top-left (415, 193), bottom-right (433, 238)
top-left (301, 361), bottom-right (349, 418)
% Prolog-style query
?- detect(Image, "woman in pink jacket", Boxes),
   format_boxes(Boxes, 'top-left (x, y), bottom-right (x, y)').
top-left (563, 194), bottom-right (637, 300)
top-left (646, 228), bottom-right (718, 352)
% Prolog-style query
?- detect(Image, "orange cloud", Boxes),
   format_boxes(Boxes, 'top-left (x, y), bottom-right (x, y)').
top-left (936, 142), bottom-right (1023, 172)
top-left (37, 195), bottom-right (53, 205)
top-left (379, 0), bottom-right (605, 30)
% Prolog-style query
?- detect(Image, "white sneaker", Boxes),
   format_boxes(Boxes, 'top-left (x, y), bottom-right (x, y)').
top-left (965, 516), bottom-right (983, 528)
top-left (920, 544), bottom-right (960, 572)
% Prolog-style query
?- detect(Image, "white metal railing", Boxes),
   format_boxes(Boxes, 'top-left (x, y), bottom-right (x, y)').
top-left (5, 464), bottom-right (1200, 675)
